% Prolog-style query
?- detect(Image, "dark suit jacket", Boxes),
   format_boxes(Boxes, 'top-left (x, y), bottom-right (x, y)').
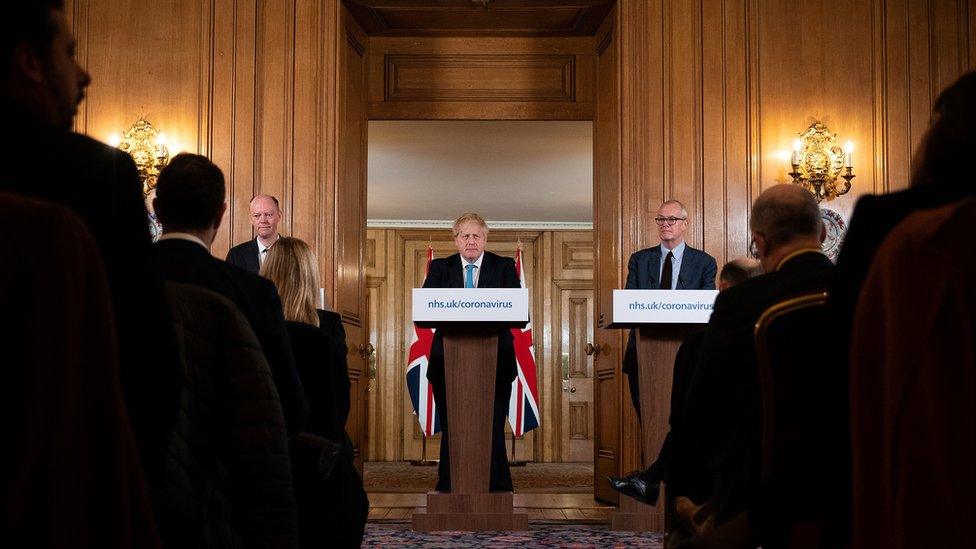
top-left (0, 96), bottom-right (180, 487)
top-left (422, 251), bottom-right (521, 387)
top-left (226, 238), bottom-right (260, 274)
top-left (156, 238), bottom-right (308, 434)
top-left (622, 244), bottom-right (717, 374)
top-left (680, 251), bottom-right (833, 524)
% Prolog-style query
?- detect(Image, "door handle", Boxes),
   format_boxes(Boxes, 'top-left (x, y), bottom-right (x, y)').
top-left (584, 343), bottom-right (601, 356)
top-left (359, 342), bottom-right (375, 358)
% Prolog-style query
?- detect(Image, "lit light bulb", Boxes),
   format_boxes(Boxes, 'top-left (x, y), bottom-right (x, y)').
top-left (156, 132), bottom-right (168, 146)
top-left (790, 139), bottom-right (803, 166)
top-left (108, 133), bottom-right (121, 147)
top-left (843, 141), bottom-right (854, 168)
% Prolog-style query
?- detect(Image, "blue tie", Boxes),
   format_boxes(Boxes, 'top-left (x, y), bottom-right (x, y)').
top-left (465, 264), bottom-right (476, 288)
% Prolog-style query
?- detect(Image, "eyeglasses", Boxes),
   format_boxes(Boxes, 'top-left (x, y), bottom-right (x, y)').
top-left (654, 216), bottom-right (687, 227)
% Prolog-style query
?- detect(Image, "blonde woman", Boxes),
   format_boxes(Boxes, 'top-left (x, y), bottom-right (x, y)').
top-left (260, 237), bottom-right (367, 546)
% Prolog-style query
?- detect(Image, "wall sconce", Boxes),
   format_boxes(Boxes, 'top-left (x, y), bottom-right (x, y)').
top-left (788, 122), bottom-right (855, 203)
top-left (108, 119), bottom-right (172, 196)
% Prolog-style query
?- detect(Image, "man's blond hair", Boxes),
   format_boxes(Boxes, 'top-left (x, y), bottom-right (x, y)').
top-left (452, 212), bottom-right (489, 237)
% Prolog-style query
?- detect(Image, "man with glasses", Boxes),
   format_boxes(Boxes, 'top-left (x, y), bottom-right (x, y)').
top-left (622, 199), bottom-right (717, 414)
top-left (610, 200), bottom-right (716, 498)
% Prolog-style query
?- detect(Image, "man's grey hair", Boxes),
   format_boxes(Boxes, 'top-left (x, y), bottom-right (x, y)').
top-left (659, 199), bottom-right (688, 218)
top-left (749, 186), bottom-right (821, 249)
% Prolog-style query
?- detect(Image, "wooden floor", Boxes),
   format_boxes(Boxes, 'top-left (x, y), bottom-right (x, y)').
top-left (368, 492), bottom-right (613, 523)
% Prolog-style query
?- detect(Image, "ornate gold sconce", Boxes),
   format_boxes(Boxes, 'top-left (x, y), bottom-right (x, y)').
top-left (788, 122), bottom-right (855, 203)
top-left (109, 119), bottom-right (171, 196)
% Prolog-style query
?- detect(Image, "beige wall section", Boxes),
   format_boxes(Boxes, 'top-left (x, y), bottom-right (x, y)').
top-left (365, 229), bottom-right (593, 463)
top-left (64, 0), bottom-right (347, 307)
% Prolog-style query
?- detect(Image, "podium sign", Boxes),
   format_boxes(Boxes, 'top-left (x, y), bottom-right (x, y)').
top-left (412, 288), bottom-right (529, 322)
top-left (611, 289), bottom-right (719, 325)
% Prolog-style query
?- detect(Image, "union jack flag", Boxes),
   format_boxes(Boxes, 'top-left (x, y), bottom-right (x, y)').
top-left (508, 245), bottom-right (541, 436)
top-left (405, 245), bottom-right (440, 437)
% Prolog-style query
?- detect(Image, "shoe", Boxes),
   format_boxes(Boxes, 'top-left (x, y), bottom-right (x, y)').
top-left (607, 474), bottom-right (661, 505)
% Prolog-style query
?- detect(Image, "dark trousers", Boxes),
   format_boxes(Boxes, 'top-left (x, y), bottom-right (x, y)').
top-left (430, 373), bottom-right (514, 492)
top-left (627, 368), bottom-right (642, 421)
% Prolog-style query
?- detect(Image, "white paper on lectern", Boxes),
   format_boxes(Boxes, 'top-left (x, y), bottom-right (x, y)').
top-left (612, 289), bottom-right (720, 324)
top-left (412, 288), bottom-right (529, 322)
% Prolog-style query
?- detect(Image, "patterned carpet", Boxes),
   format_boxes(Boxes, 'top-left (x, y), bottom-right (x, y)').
top-left (364, 462), bottom-right (594, 493)
top-left (363, 524), bottom-right (663, 548)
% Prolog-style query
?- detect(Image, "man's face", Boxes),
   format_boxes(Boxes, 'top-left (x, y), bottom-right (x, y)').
top-left (249, 197), bottom-right (281, 239)
top-left (454, 221), bottom-right (487, 261)
top-left (42, 10), bottom-right (90, 130)
top-left (656, 202), bottom-right (688, 247)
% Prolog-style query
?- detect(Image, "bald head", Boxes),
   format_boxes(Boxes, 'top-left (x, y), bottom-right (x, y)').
top-left (249, 194), bottom-right (281, 244)
top-left (718, 257), bottom-right (763, 290)
top-left (750, 185), bottom-right (824, 270)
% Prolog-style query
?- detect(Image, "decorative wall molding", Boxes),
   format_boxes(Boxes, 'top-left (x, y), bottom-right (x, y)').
top-left (384, 54), bottom-right (575, 102)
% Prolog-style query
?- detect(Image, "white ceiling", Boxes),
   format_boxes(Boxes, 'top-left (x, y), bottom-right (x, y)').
top-left (367, 120), bottom-right (593, 226)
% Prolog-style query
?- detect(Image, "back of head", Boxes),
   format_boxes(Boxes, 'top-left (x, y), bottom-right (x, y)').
top-left (261, 237), bottom-right (319, 327)
top-left (914, 70), bottom-right (976, 189)
top-left (750, 184), bottom-right (822, 250)
top-left (1, 0), bottom-right (63, 85)
top-left (154, 153), bottom-right (225, 232)
top-left (719, 257), bottom-right (763, 288)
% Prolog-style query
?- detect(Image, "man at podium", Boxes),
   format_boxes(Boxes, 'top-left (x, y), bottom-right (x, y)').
top-left (622, 200), bottom-right (717, 419)
top-left (423, 213), bottom-right (520, 492)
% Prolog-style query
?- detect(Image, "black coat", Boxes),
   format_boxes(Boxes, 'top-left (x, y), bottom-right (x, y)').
top-left (422, 251), bottom-right (521, 386)
top-left (226, 239), bottom-right (260, 274)
top-left (285, 311), bottom-right (367, 548)
top-left (156, 238), bottom-right (308, 434)
top-left (0, 96), bottom-right (180, 486)
top-left (162, 283), bottom-right (298, 549)
top-left (680, 251), bottom-right (834, 524)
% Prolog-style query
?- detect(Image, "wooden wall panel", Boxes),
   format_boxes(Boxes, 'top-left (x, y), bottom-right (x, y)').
top-left (76, 0), bottom-right (208, 156)
top-left (367, 37), bottom-right (594, 119)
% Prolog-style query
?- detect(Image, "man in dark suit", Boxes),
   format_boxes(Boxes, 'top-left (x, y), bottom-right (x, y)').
top-left (153, 153), bottom-right (308, 434)
top-left (678, 184), bottom-right (833, 546)
top-left (622, 200), bottom-right (717, 419)
top-left (226, 194), bottom-right (282, 274)
top-left (0, 0), bottom-right (179, 488)
top-left (609, 258), bottom-right (761, 505)
top-left (423, 212), bottom-right (520, 492)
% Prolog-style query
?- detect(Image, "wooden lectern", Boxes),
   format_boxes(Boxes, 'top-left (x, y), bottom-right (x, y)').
top-left (610, 324), bottom-right (695, 531)
top-left (411, 289), bottom-right (529, 532)
top-left (605, 289), bottom-right (718, 532)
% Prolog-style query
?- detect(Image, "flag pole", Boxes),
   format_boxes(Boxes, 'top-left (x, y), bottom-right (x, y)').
top-left (508, 431), bottom-right (527, 466)
top-left (410, 433), bottom-right (438, 466)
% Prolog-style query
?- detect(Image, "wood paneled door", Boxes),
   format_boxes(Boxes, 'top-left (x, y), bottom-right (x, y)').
top-left (557, 287), bottom-right (595, 462)
top-left (337, 5), bottom-right (370, 468)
